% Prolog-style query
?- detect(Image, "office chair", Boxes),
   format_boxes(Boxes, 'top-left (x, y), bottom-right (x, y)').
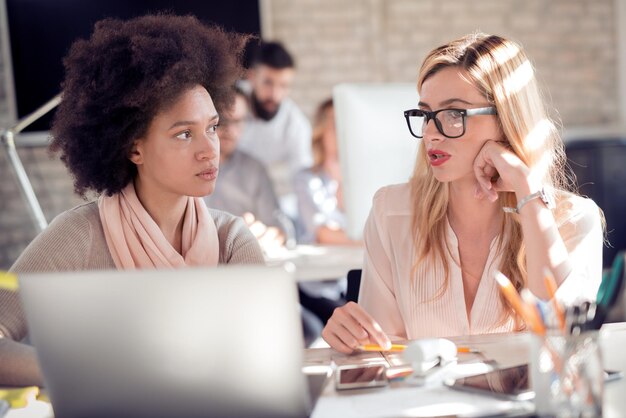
top-left (565, 138), bottom-right (626, 268)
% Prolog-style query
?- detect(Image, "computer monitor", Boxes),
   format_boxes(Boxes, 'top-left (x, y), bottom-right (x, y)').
top-left (333, 83), bottom-right (420, 240)
top-left (0, 0), bottom-right (261, 137)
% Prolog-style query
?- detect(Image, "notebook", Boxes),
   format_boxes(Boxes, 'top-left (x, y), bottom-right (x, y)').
top-left (19, 265), bottom-right (312, 418)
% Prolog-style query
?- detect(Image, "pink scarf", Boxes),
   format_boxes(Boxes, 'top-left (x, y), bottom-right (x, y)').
top-left (98, 183), bottom-right (219, 269)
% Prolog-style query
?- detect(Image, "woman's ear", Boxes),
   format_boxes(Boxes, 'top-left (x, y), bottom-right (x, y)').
top-left (129, 139), bottom-right (143, 165)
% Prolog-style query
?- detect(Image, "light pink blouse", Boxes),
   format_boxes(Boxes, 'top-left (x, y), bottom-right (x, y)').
top-left (358, 183), bottom-right (603, 340)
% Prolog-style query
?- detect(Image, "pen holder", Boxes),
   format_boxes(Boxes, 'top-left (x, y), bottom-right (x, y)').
top-left (530, 331), bottom-right (603, 418)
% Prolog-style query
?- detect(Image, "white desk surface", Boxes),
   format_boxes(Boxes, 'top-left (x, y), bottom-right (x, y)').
top-left (7, 323), bottom-right (625, 417)
top-left (304, 322), bottom-right (626, 418)
top-left (265, 244), bottom-right (364, 281)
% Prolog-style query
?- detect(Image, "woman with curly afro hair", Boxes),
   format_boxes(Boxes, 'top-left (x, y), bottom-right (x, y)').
top-left (0, 14), bottom-right (264, 386)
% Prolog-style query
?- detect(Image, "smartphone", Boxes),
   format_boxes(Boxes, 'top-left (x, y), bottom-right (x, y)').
top-left (335, 364), bottom-right (388, 390)
top-left (447, 364), bottom-right (623, 400)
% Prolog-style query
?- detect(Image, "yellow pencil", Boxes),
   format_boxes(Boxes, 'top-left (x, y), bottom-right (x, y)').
top-left (495, 271), bottom-right (544, 335)
top-left (359, 344), bottom-right (478, 354)
top-left (359, 344), bottom-right (406, 352)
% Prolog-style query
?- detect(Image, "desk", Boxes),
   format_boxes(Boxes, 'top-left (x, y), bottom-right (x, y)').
top-left (6, 323), bottom-right (625, 417)
top-left (265, 245), bottom-right (364, 281)
top-left (304, 322), bottom-right (626, 417)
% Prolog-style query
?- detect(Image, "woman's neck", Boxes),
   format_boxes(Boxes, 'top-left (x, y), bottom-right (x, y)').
top-left (133, 178), bottom-right (188, 253)
top-left (447, 178), bottom-right (503, 238)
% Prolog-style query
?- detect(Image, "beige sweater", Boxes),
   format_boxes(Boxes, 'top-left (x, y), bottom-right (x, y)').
top-left (1, 201), bottom-right (264, 342)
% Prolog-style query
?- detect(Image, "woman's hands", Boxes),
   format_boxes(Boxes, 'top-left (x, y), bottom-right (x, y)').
top-left (472, 140), bottom-right (535, 202)
top-left (243, 212), bottom-right (286, 254)
top-left (322, 302), bottom-right (391, 354)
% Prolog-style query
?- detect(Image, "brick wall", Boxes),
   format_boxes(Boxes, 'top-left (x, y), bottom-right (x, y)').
top-left (0, 146), bottom-right (86, 268)
top-left (0, 0), bottom-right (622, 268)
top-left (265, 0), bottom-right (619, 126)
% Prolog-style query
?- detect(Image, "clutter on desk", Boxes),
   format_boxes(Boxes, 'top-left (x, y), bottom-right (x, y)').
top-left (494, 263), bottom-right (622, 418)
top-left (0, 386), bottom-right (39, 408)
top-left (358, 337), bottom-right (486, 386)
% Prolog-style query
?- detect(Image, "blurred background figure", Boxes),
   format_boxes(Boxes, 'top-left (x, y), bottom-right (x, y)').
top-left (204, 86), bottom-right (318, 345)
top-left (238, 41), bottom-right (313, 226)
top-left (294, 98), bottom-right (362, 328)
top-left (204, 87), bottom-right (294, 252)
top-left (295, 98), bottom-right (361, 246)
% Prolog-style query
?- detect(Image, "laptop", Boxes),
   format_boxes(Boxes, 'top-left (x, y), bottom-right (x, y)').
top-left (19, 265), bottom-right (314, 418)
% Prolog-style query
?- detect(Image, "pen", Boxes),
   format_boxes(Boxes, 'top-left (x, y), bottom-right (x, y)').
top-left (495, 271), bottom-right (544, 335)
top-left (358, 344), bottom-right (479, 354)
top-left (543, 267), bottom-right (566, 332)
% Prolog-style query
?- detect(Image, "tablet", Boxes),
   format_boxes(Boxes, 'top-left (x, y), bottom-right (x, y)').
top-left (447, 364), bottom-right (533, 401)
top-left (447, 364), bottom-right (623, 401)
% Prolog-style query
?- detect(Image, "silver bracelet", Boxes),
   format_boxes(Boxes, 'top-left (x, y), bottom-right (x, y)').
top-left (502, 187), bottom-right (554, 214)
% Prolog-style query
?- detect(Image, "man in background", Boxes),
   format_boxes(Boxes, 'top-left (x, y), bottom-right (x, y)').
top-left (205, 88), bottom-right (294, 249)
top-left (206, 87), bottom-right (321, 344)
top-left (238, 41), bottom-right (313, 223)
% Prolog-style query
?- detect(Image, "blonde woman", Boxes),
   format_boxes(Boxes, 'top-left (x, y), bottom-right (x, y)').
top-left (322, 33), bottom-right (603, 353)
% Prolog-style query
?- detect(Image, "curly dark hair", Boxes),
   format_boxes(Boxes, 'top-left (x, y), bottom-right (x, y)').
top-left (50, 14), bottom-right (249, 196)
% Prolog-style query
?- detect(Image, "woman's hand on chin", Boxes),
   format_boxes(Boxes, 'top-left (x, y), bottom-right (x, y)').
top-left (473, 140), bottom-right (532, 202)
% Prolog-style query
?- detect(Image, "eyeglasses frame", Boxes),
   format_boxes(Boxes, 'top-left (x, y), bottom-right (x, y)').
top-left (403, 106), bottom-right (498, 139)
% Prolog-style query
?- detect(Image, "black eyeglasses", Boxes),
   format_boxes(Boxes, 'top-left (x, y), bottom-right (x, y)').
top-left (403, 107), bottom-right (497, 139)
top-left (216, 118), bottom-right (245, 129)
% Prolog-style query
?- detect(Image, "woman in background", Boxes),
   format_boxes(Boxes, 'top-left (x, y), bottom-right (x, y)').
top-left (0, 15), bottom-right (262, 386)
top-left (295, 99), bottom-right (361, 328)
top-left (295, 98), bottom-right (361, 246)
top-left (322, 33), bottom-right (603, 353)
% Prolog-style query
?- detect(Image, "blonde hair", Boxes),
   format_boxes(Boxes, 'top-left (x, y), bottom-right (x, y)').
top-left (311, 98), bottom-right (334, 168)
top-left (410, 33), bottom-right (571, 327)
